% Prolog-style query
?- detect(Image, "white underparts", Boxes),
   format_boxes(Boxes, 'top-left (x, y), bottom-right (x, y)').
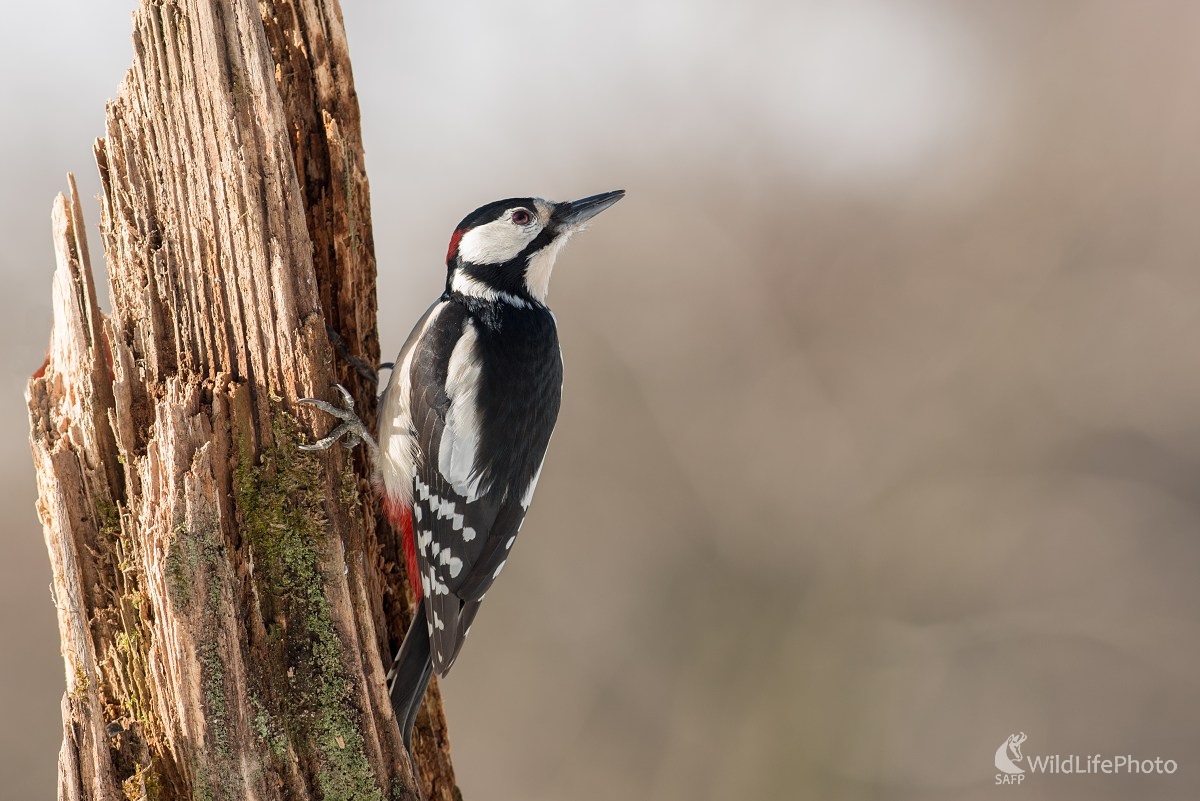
top-left (439, 319), bottom-right (485, 501)
top-left (379, 303), bottom-right (446, 505)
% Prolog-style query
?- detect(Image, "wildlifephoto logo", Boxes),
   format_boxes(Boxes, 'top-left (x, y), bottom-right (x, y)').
top-left (994, 733), bottom-right (1179, 786)
top-left (995, 732), bottom-right (1028, 776)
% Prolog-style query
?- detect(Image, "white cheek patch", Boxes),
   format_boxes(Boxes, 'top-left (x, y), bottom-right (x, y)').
top-left (458, 214), bottom-right (543, 265)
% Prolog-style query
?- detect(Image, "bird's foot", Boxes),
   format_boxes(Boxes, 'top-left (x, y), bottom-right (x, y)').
top-left (298, 384), bottom-right (378, 456)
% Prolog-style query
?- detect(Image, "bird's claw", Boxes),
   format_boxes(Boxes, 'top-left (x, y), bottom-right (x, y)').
top-left (298, 384), bottom-right (378, 454)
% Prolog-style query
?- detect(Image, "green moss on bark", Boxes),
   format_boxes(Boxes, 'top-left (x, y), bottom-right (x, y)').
top-left (165, 511), bottom-right (234, 772)
top-left (122, 762), bottom-right (161, 801)
top-left (234, 412), bottom-right (383, 801)
top-left (165, 524), bottom-right (197, 609)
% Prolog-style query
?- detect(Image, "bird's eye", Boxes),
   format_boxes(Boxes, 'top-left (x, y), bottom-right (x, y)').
top-left (511, 209), bottom-right (532, 225)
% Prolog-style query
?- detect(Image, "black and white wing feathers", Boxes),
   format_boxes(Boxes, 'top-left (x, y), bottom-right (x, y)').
top-left (408, 305), bottom-right (532, 674)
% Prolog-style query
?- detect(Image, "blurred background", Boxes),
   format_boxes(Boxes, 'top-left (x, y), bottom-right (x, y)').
top-left (3, 1), bottom-right (1200, 798)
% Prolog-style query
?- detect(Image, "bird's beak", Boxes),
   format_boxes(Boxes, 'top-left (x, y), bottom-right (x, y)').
top-left (555, 190), bottom-right (625, 227)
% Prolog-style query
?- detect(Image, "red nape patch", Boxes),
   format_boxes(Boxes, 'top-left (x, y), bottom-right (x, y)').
top-left (383, 494), bottom-right (422, 602)
top-left (446, 228), bottom-right (465, 264)
top-left (31, 354), bottom-right (51, 380)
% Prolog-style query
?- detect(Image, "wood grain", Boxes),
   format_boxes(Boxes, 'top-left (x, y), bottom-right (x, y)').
top-left (27, 2), bottom-right (458, 799)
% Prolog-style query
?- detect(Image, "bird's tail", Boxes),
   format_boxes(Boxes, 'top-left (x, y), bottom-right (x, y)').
top-left (388, 603), bottom-right (433, 752)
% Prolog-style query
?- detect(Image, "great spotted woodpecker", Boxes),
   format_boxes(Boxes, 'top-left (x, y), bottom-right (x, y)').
top-left (301, 190), bottom-right (624, 750)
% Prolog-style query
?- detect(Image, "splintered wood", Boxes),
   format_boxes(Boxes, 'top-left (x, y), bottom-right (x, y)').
top-left (26, 2), bottom-right (457, 799)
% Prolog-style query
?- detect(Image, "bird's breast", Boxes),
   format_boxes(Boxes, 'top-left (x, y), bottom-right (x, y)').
top-left (468, 306), bottom-right (563, 495)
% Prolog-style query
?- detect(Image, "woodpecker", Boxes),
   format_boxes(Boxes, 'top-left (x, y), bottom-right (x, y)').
top-left (300, 189), bottom-right (624, 750)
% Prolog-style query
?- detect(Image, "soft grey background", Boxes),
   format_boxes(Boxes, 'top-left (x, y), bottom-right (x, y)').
top-left (3, 1), bottom-right (1200, 799)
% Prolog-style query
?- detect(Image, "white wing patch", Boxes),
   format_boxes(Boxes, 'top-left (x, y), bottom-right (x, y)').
top-left (438, 320), bottom-right (486, 501)
top-left (378, 303), bottom-right (447, 505)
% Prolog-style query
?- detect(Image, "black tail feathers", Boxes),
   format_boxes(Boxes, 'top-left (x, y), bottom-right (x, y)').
top-left (389, 603), bottom-right (434, 752)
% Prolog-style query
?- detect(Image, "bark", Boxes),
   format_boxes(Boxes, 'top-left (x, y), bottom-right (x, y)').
top-left (26, 2), bottom-right (458, 799)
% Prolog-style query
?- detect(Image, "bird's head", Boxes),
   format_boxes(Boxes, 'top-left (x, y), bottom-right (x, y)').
top-left (445, 190), bottom-right (625, 305)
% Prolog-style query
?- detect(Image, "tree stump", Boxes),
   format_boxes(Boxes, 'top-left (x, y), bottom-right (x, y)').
top-left (26, 2), bottom-right (458, 799)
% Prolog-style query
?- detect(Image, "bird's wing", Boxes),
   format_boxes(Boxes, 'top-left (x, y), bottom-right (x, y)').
top-left (408, 309), bottom-right (529, 674)
top-left (377, 299), bottom-right (445, 509)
